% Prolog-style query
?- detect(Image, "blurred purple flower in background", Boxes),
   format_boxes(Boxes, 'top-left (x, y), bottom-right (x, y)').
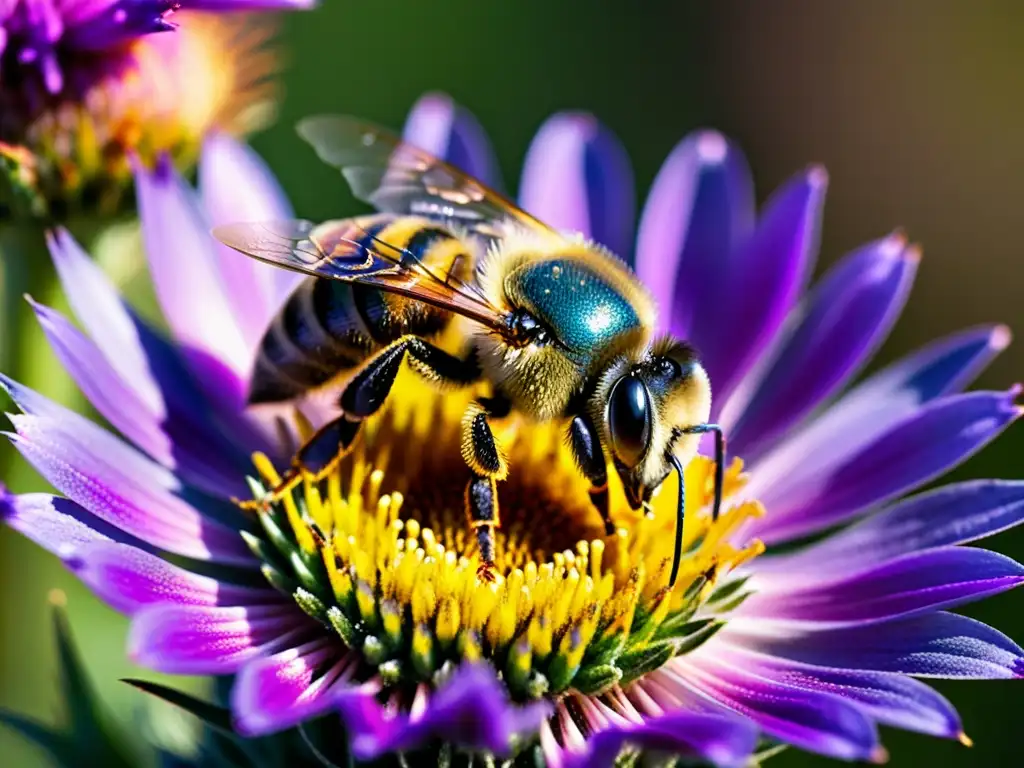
top-left (0, 0), bottom-right (314, 220)
top-left (1, 91), bottom-right (1022, 767)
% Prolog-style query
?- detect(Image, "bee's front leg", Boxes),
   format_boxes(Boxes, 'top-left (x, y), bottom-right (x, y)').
top-left (461, 399), bottom-right (510, 582)
top-left (568, 413), bottom-right (615, 535)
top-left (240, 416), bottom-right (361, 510)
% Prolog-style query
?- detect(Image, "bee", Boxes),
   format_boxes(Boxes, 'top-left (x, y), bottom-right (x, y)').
top-left (214, 115), bottom-right (725, 586)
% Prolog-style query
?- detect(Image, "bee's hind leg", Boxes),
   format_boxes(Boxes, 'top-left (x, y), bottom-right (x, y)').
top-left (241, 416), bottom-right (361, 510)
top-left (461, 396), bottom-right (511, 582)
top-left (568, 413), bottom-right (615, 535)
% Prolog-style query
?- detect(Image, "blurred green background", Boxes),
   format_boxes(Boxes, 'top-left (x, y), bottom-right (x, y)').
top-left (2, 1), bottom-right (1022, 765)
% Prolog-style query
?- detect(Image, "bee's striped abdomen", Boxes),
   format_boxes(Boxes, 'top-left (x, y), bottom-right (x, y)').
top-left (249, 277), bottom-right (373, 404)
top-left (248, 215), bottom-right (475, 406)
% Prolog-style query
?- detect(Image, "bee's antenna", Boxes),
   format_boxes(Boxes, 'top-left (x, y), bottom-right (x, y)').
top-left (669, 452), bottom-right (686, 587)
top-left (670, 423), bottom-right (727, 587)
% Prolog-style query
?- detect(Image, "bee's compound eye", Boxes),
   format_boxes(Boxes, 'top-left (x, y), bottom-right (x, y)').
top-left (608, 374), bottom-right (651, 466)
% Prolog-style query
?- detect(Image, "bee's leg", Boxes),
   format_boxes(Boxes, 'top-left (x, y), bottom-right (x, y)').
top-left (460, 396), bottom-right (511, 582)
top-left (246, 337), bottom-right (479, 510)
top-left (241, 416), bottom-right (360, 510)
top-left (466, 472), bottom-right (500, 583)
top-left (680, 423), bottom-right (726, 522)
top-left (340, 335), bottom-right (480, 418)
top-left (567, 414), bottom-right (614, 535)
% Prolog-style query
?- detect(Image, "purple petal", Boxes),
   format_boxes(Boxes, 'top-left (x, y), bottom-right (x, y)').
top-left (232, 639), bottom-right (347, 736)
top-left (62, 2), bottom-right (177, 49)
top-left (402, 92), bottom-right (503, 189)
top-left (518, 113), bottom-right (635, 259)
top-left (635, 130), bottom-right (754, 338)
top-left (741, 547), bottom-right (1024, 627)
top-left (134, 156), bottom-right (250, 408)
top-left (337, 664), bottom-right (550, 760)
top-left (711, 644), bottom-right (962, 739)
top-left (129, 603), bottom-right (312, 675)
top-left (66, 541), bottom-right (275, 615)
top-left (758, 480), bottom-right (1024, 581)
top-left (726, 612), bottom-right (1024, 679)
top-left (670, 656), bottom-right (882, 761)
top-left (694, 168), bottom-right (827, 404)
top-left (724, 234), bottom-right (918, 458)
top-left (26, 300), bottom-right (252, 496)
top-left (1, 492), bottom-right (140, 556)
top-left (748, 389), bottom-right (1021, 544)
top-left (3, 382), bottom-right (252, 565)
top-left (565, 711), bottom-right (758, 768)
top-left (747, 325), bottom-right (1009, 524)
top-left (200, 134), bottom-right (302, 350)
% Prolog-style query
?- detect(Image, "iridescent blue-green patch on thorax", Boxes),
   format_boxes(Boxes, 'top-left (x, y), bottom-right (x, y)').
top-left (510, 258), bottom-right (641, 358)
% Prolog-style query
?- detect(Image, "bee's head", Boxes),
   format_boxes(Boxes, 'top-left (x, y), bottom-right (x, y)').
top-left (598, 339), bottom-right (712, 509)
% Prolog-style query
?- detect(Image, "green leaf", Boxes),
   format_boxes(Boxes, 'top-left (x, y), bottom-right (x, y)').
top-left (0, 602), bottom-right (138, 768)
top-left (0, 710), bottom-right (75, 766)
top-left (122, 679), bottom-right (236, 737)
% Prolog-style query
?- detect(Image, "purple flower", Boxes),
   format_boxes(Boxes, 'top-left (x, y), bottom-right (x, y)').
top-left (0, 1), bottom-right (313, 220)
top-left (2, 92), bottom-right (1023, 767)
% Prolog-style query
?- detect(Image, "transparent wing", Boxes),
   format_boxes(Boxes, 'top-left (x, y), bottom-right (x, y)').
top-left (213, 217), bottom-right (509, 332)
top-left (296, 115), bottom-right (559, 240)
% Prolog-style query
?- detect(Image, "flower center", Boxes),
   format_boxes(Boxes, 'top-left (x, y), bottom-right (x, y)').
top-left (245, 367), bottom-right (765, 701)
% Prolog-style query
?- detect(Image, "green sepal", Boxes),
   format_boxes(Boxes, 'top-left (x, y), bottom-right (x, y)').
top-left (571, 663), bottom-right (622, 696)
top-left (671, 619), bottom-right (725, 656)
top-left (581, 623), bottom-right (628, 667)
top-left (710, 588), bottom-right (754, 613)
top-left (294, 587), bottom-right (329, 622)
top-left (706, 576), bottom-right (750, 606)
top-left (258, 508), bottom-right (298, 560)
top-left (240, 531), bottom-right (285, 569)
top-left (544, 649), bottom-right (581, 694)
top-left (326, 606), bottom-right (361, 648)
top-left (363, 634), bottom-right (389, 666)
top-left (261, 563), bottom-right (299, 596)
top-left (617, 641), bottom-right (676, 686)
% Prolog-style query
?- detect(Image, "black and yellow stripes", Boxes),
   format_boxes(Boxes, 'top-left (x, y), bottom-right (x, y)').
top-left (248, 215), bottom-right (473, 405)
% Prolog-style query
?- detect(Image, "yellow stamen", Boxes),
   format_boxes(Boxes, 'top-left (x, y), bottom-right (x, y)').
top-left (246, 367), bottom-right (765, 699)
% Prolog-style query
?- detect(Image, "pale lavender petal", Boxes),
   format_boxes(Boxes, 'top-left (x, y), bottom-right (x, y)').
top-left (671, 656), bottom-right (882, 761)
top-left (757, 481), bottom-right (1024, 581)
top-left (25, 301), bottom-right (251, 496)
top-left (696, 168), bottom-right (827, 404)
top-left (66, 541), bottom-right (275, 615)
top-left (746, 325), bottom-right (1010, 530)
top-left (748, 389), bottom-right (1021, 543)
top-left (635, 130), bottom-right (754, 337)
top-left (47, 228), bottom-right (163, 412)
top-left (565, 712), bottom-right (758, 768)
top-left (725, 612), bottom-right (1024, 679)
top-left (724, 234), bottom-right (918, 458)
top-left (1, 491), bottom-right (139, 556)
top-left (518, 113), bottom-right (635, 259)
top-left (3, 387), bottom-right (252, 564)
top-left (402, 92), bottom-right (503, 188)
top-left (337, 664), bottom-right (550, 760)
top-left (134, 156), bottom-right (250, 407)
top-left (232, 638), bottom-right (346, 736)
top-left (741, 547), bottom-right (1024, 627)
top-left (710, 644), bottom-right (962, 739)
top-left (129, 604), bottom-right (312, 674)
top-left (200, 133), bottom-right (302, 348)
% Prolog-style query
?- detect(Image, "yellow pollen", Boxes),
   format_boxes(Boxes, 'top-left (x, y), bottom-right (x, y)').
top-left (247, 367), bottom-right (766, 700)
